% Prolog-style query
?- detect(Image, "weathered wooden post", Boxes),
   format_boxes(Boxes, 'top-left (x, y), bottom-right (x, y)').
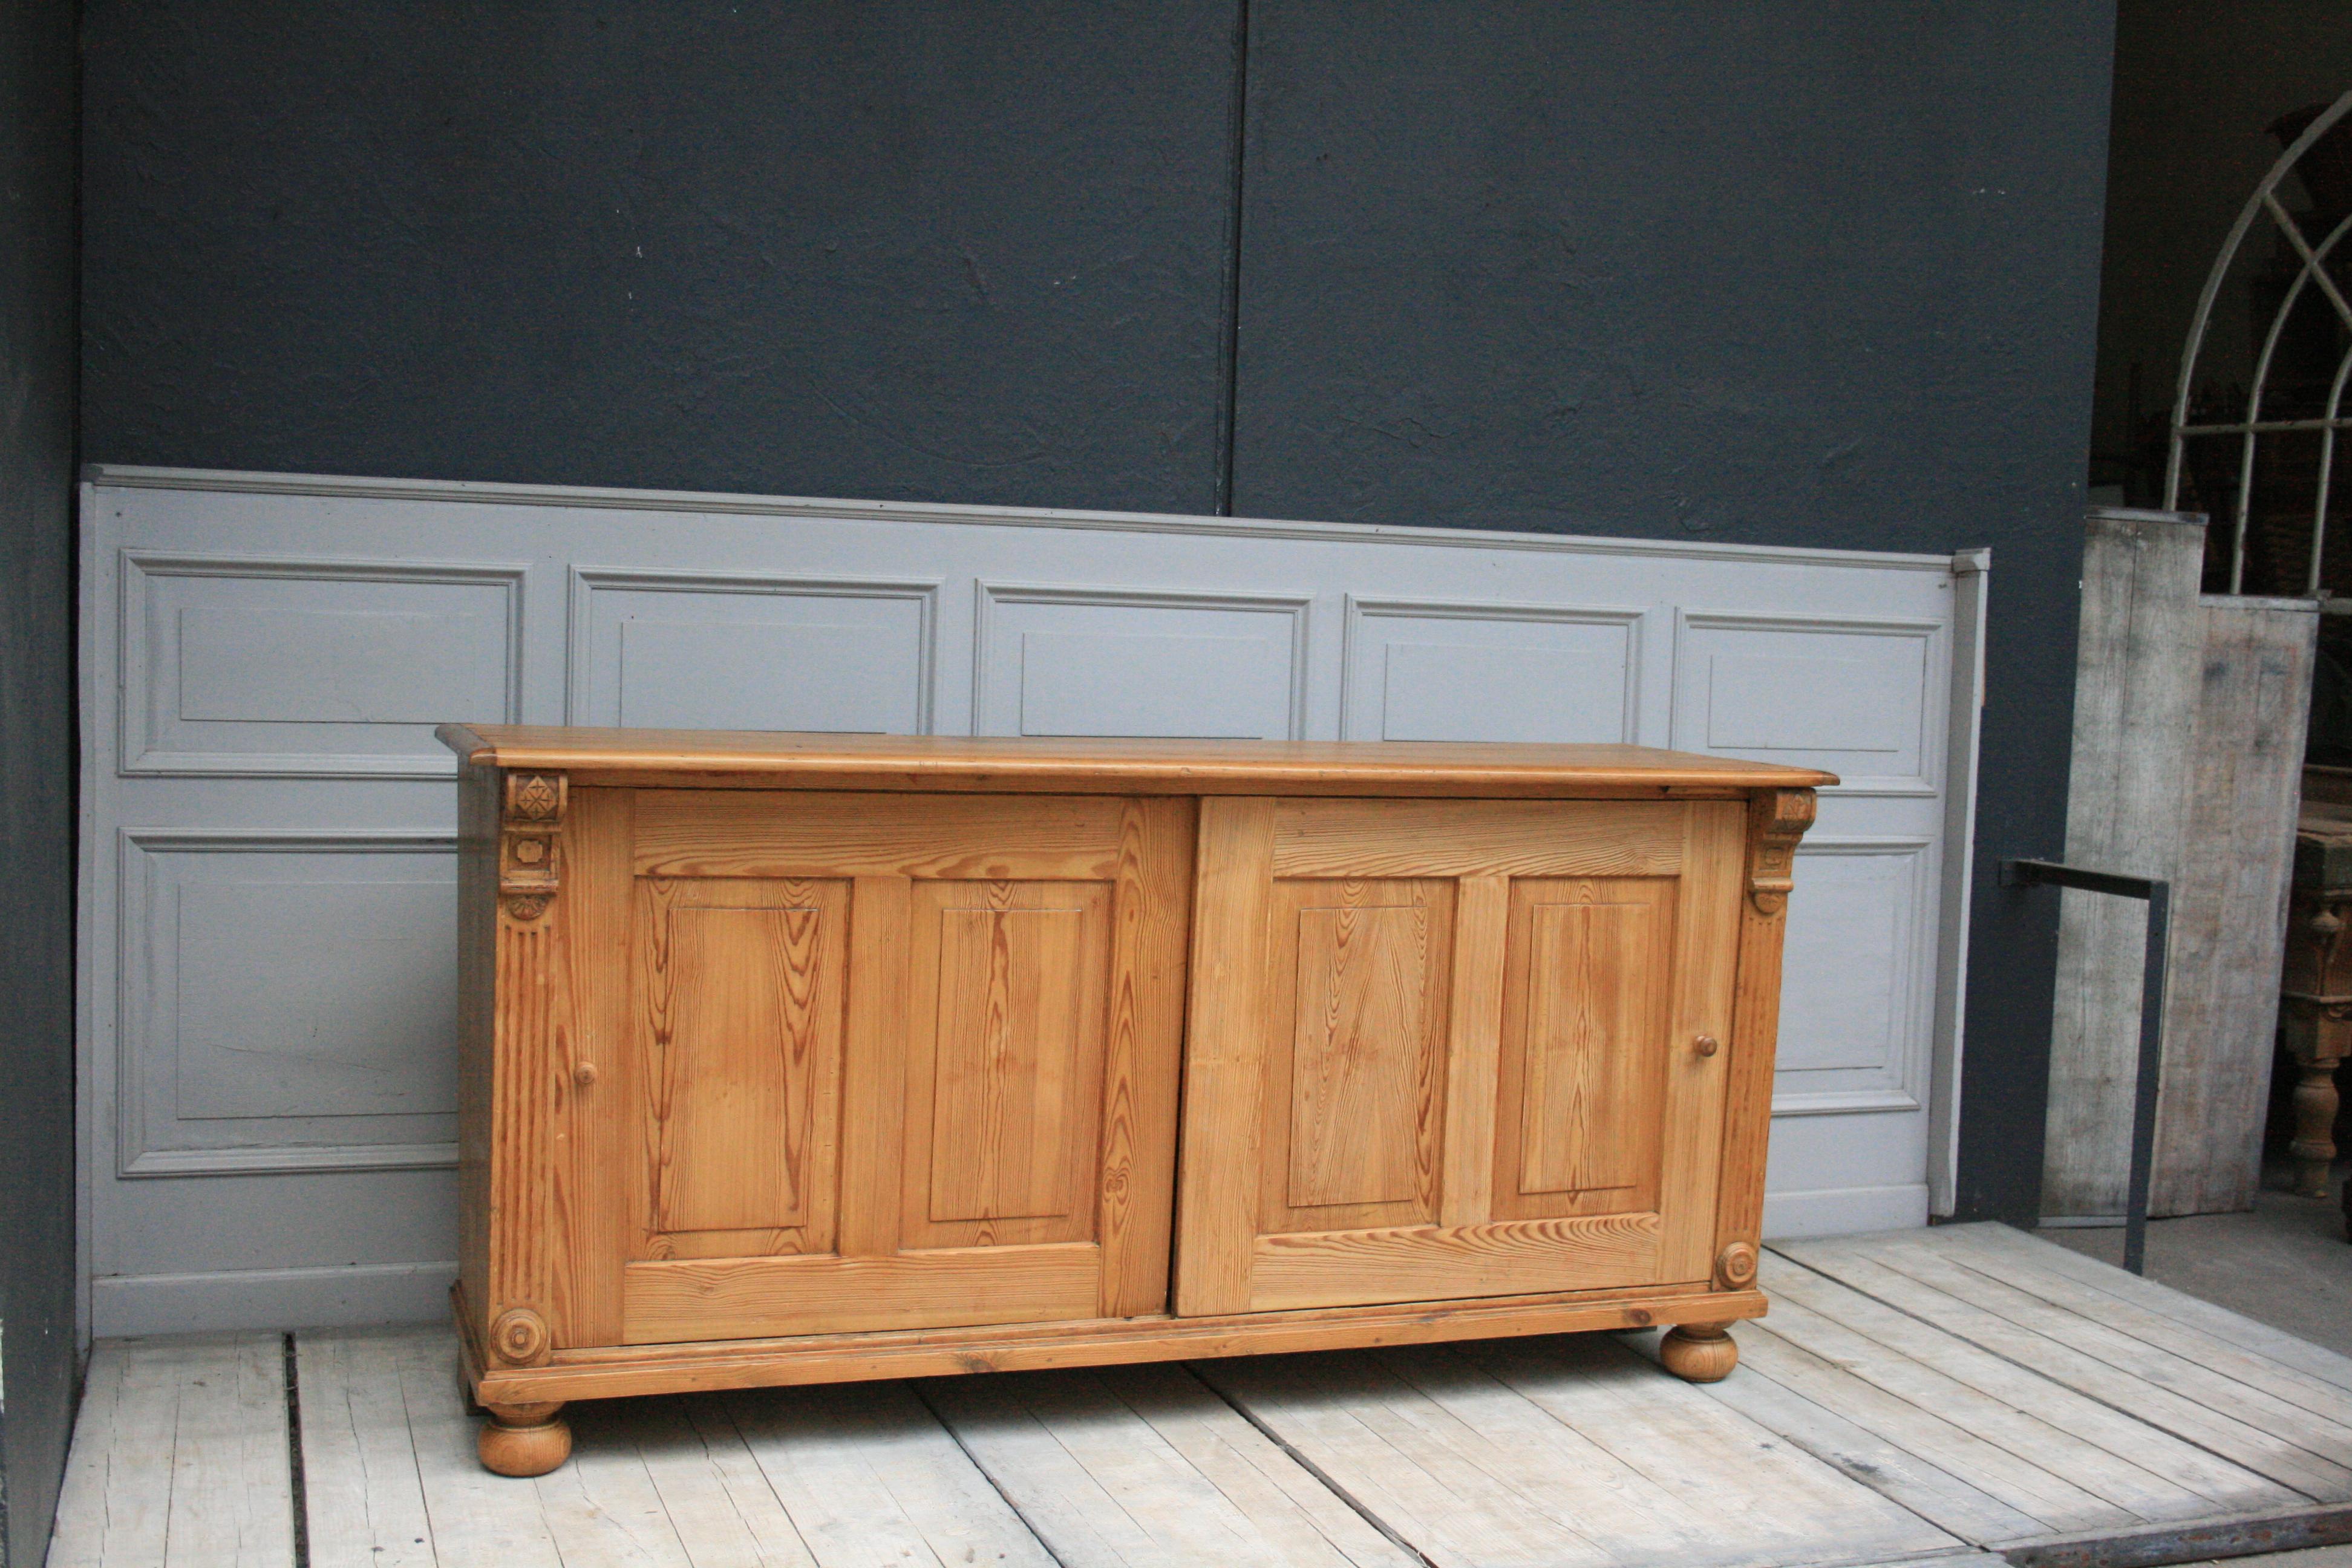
top-left (2043, 506), bottom-right (2316, 1220)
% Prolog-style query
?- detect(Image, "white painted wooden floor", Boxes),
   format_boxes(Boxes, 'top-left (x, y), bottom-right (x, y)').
top-left (49, 1224), bottom-right (2352, 1568)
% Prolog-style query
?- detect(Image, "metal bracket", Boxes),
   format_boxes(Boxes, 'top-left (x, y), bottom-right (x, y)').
top-left (2001, 857), bottom-right (2172, 1275)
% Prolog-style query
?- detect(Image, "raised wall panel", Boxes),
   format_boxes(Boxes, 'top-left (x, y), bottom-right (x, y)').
top-left (118, 832), bottom-right (459, 1176)
top-left (122, 554), bottom-right (523, 777)
top-left (1773, 838), bottom-right (1932, 1114)
top-left (570, 569), bottom-right (935, 733)
top-left (975, 584), bottom-right (1310, 739)
top-left (1671, 612), bottom-right (1941, 795)
top-left (1341, 598), bottom-right (1643, 743)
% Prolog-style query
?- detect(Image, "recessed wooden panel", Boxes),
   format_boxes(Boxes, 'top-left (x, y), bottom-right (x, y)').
top-left (118, 833), bottom-right (458, 1178)
top-left (618, 619), bottom-right (914, 732)
top-left (1340, 599), bottom-right (1642, 745)
top-left (639, 879), bottom-right (849, 1242)
top-left (1261, 879), bottom-right (1452, 1234)
top-left (927, 902), bottom-right (1090, 1224)
top-left (900, 877), bottom-right (1113, 1250)
top-left (973, 587), bottom-right (1309, 741)
top-left (122, 554), bottom-right (521, 777)
top-left (1018, 630), bottom-right (1292, 739)
top-left (569, 569), bottom-right (935, 736)
top-left (1287, 903), bottom-right (1439, 1209)
top-left (1775, 843), bottom-right (1928, 1103)
top-left (1673, 613), bottom-right (1938, 792)
top-left (1504, 882), bottom-right (1675, 1203)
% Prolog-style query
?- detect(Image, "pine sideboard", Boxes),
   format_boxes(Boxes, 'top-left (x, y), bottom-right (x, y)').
top-left (437, 725), bottom-right (1829, 1477)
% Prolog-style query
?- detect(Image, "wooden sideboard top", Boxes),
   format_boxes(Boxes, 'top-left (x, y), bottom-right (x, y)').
top-left (437, 724), bottom-right (1836, 797)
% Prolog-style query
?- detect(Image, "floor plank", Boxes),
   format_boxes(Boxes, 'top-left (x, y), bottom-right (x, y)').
top-left (1197, 1350), bottom-right (1622, 1568)
top-left (1828, 1233), bottom-right (2352, 1468)
top-left (923, 1363), bottom-right (1418, 1567)
top-left (1904, 1224), bottom-right (2352, 1396)
top-left (298, 1330), bottom-right (445, 1568)
top-left (306, 1327), bottom-right (565, 1568)
top-left (601, 1398), bottom-right (818, 1568)
top-left (1934, 1224), bottom-right (2352, 1419)
top-left (1109, 1364), bottom-right (1428, 1565)
top-left (1929, 1222), bottom-right (2352, 1439)
top-left (1786, 1237), bottom-right (2352, 1501)
top-left (50, 1341), bottom-right (168, 1568)
top-left (1762, 1255), bottom-right (2299, 1518)
top-left (1463, 1335), bottom-right (1958, 1564)
top-left (305, 1326), bottom-right (1036, 1568)
top-left (1730, 1320), bottom-right (2137, 1535)
top-left (51, 1335), bottom-right (293, 1568)
top-left (1201, 1342), bottom-right (1934, 1568)
top-left (1638, 1329), bottom-right (2052, 1545)
top-left (727, 1379), bottom-right (1055, 1568)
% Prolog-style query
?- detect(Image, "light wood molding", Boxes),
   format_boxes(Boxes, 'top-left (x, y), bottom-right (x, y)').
top-left (1745, 788), bottom-right (1818, 916)
top-left (446, 728), bottom-right (1821, 1469)
top-left (439, 724), bottom-right (1837, 798)
top-left (498, 771), bottom-right (566, 921)
top-left (458, 1278), bottom-right (1769, 1405)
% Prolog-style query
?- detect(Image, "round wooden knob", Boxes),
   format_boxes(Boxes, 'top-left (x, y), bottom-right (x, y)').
top-left (573, 1061), bottom-right (599, 1088)
top-left (1694, 1035), bottom-right (1721, 1058)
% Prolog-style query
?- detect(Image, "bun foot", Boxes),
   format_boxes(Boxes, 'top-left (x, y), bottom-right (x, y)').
top-left (1660, 1322), bottom-right (1739, 1383)
top-left (479, 1401), bottom-right (570, 1477)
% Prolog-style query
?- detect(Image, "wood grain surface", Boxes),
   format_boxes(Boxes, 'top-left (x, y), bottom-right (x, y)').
top-left (440, 724), bottom-right (1836, 795)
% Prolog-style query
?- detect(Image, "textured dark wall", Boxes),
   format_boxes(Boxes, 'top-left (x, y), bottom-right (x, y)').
top-left (1227, 2), bottom-right (2114, 1222)
top-left (82, 1), bottom-right (1244, 510)
top-left (0, 0), bottom-right (80, 1560)
top-left (80, 1), bottom-right (2115, 1222)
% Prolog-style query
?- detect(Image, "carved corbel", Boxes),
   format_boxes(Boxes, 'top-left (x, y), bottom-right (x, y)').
top-left (1746, 788), bottom-right (1817, 916)
top-left (500, 771), bottom-right (566, 921)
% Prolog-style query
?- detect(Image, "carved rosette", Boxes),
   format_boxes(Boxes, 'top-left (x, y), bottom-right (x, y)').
top-left (1714, 1240), bottom-right (1759, 1291)
top-left (500, 771), bottom-right (566, 921)
top-left (490, 1306), bottom-right (552, 1367)
top-left (1746, 788), bottom-right (1818, 916)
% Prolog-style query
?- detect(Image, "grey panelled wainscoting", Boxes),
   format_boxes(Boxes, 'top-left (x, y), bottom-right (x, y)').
top-left (80, 467), bottom-right (1986, 1334)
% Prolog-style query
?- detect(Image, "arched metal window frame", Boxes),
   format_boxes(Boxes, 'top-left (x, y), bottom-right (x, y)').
top-left (2166, 89), bottom-right (2352, 598)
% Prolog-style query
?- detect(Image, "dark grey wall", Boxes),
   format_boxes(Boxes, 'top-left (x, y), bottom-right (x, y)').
top-left (82, 1), bottom-right (1243, 511)
top-left (1226, 3), bottom-right (2113, 1221)
top-left (1, 0), bottom-right (80, 1560)
top-left (80, 1), bottom-right (2115, 1222)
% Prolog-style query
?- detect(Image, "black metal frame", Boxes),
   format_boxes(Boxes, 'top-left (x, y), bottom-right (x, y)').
top-left (2001, 857), bottom-right (2173, 1275)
